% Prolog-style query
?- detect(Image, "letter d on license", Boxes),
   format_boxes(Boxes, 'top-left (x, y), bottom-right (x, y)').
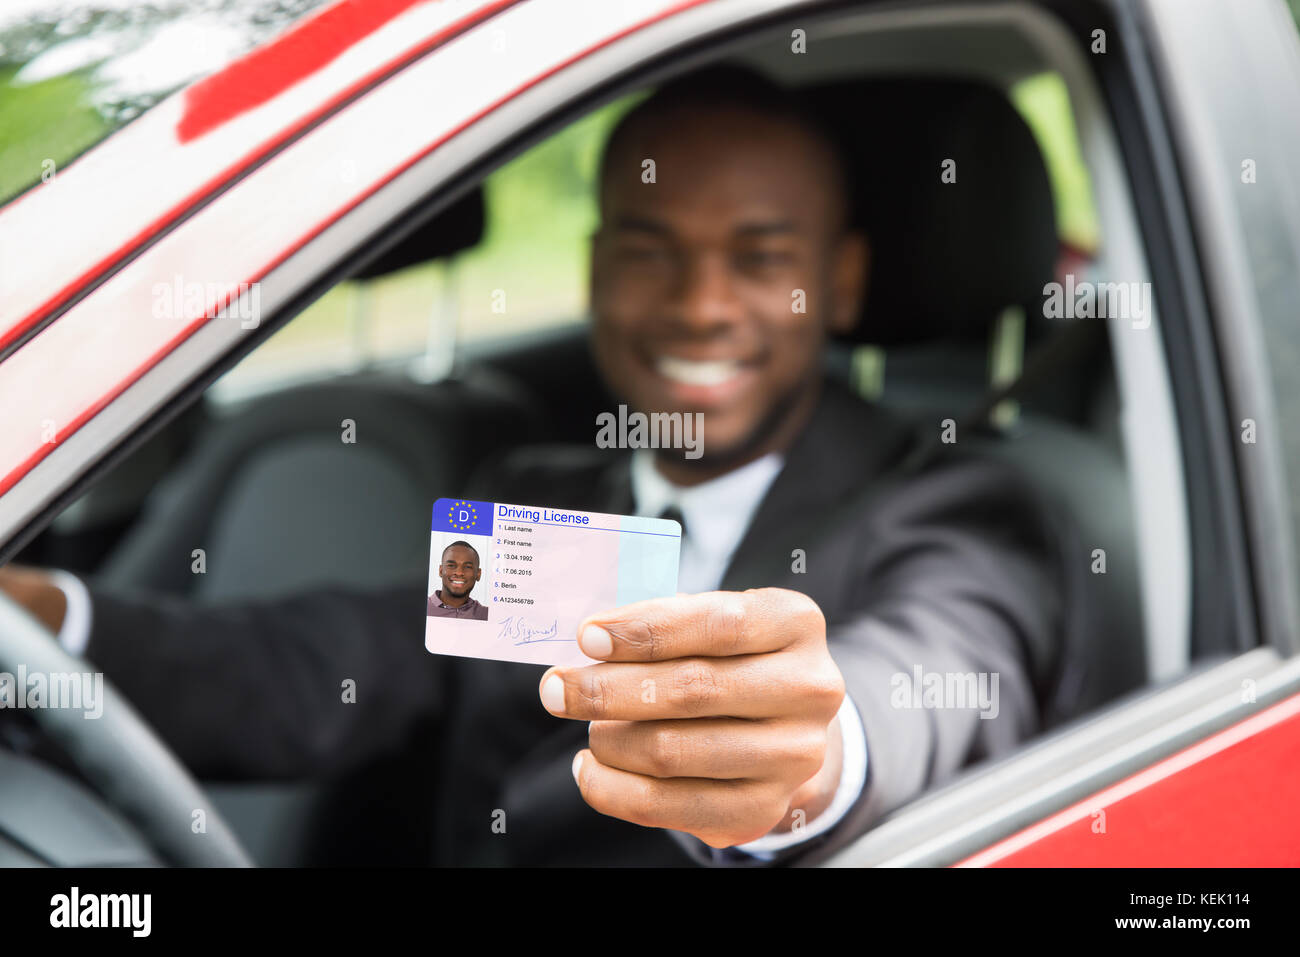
top-left (459, 510), bottom-right (469, 523)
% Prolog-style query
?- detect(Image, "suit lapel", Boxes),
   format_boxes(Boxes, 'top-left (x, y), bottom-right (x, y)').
top-left (721, 381), bottom-right (917, 593)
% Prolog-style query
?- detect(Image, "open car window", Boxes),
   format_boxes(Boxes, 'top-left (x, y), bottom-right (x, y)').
top-left (208, 96), bottom-right (638, 401)
top-left (210, 71), bottom-right (1099, 404)
top-left (57, 5), bottom-right (1171, 765)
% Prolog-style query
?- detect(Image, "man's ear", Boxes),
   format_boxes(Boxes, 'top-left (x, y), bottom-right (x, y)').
top-left (828, 230), bottom-right (869, 337)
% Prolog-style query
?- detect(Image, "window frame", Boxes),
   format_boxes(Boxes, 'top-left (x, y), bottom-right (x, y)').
top-left (1137, 0), bottom-right (1300, 662)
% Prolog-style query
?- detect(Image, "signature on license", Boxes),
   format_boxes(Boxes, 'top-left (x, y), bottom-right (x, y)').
top-left (497, 616), bottom-right (565, 644)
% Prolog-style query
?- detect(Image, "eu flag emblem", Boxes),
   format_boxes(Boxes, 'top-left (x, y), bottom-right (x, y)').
top-left (432, 498), bottom-right (493, 536)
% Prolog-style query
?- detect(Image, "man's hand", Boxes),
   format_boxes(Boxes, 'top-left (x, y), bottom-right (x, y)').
top-left (537, 587), bottom-right (845, 849)
top-left (0, 565), bottom-right (66, 633)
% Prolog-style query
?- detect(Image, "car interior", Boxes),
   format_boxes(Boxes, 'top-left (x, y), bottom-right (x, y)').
top-left (2, 7), bottom-right (1210, 865)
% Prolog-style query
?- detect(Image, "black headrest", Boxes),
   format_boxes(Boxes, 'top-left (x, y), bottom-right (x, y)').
top-left (807, 79), bottom-right (1057, 345)
top-left (351, 186), bottom-right (485, 280)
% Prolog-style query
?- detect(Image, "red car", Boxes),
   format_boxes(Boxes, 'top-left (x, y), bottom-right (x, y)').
top-left (0, 0), bottom-right (1298, 874)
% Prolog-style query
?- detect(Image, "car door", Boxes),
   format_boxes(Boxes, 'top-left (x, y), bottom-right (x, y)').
top-left (827, 0), bottom-right (1300, 866)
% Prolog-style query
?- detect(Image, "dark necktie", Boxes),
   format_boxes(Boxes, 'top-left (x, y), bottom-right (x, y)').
top-left (658, 505), bottom-right (687, 540)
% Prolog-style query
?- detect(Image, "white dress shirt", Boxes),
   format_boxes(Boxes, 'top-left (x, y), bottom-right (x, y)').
top-left (629, 449), bottom-right (869, 859)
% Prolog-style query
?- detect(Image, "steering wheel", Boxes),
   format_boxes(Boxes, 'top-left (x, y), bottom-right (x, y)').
top-left (0, 589), bottom-right (251, 866)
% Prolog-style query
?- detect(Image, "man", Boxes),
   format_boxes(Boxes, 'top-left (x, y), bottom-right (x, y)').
top-left (427, 541), bottom-right (489, 620)
top-left (0, 66), bottom-right (1067, 865)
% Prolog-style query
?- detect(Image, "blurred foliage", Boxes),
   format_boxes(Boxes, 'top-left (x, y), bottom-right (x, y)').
top-left (457, 95), bottom-right (641, 319)
top-left (1012, 71), bottom-right (1100, 252)
top-left (0, 63), bottom-right (108, 200)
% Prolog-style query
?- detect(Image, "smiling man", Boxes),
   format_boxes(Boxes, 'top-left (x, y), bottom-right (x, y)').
top-left (0, 65), bottom-right (1068, 866)
top-left (427, 541), bottom-right (488, 620)
top-left (589, 71), bottom-right (863, 485)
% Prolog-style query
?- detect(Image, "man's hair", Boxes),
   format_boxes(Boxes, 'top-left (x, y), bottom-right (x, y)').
top-left (442, 541), bottom-right (480, 564)
top-left (597, 63), bottom-right (854, 223)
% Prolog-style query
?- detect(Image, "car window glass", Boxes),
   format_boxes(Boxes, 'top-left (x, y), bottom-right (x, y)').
top-left (0, 0), bottom-right (331, 207)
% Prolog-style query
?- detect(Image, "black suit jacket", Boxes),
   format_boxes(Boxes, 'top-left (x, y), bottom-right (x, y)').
top-left (83, 381), bottom-right (1070, 865)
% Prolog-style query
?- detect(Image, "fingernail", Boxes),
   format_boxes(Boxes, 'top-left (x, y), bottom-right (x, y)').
top-left (578, 625), bottom-right (613, 658)
top-left (540, 673), bottom-right (566, 715)
top-left (572, 751), bottom-right (584, 783)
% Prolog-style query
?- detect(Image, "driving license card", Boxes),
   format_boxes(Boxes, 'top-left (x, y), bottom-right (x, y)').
top-left (425, 498), bottom-right (681, 667)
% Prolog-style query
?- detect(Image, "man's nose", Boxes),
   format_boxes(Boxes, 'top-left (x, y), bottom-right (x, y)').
top-left (670, 251), bottom-right (744, 331)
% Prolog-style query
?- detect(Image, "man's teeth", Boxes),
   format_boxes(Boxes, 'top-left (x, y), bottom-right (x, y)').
top-left (655, 356), bottom-right (742, 387)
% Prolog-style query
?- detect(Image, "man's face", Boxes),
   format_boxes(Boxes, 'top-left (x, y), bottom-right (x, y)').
top-left (590, 106), bottom-right (866, 465)
top-left (439, 546), bottom-right (481, 598)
